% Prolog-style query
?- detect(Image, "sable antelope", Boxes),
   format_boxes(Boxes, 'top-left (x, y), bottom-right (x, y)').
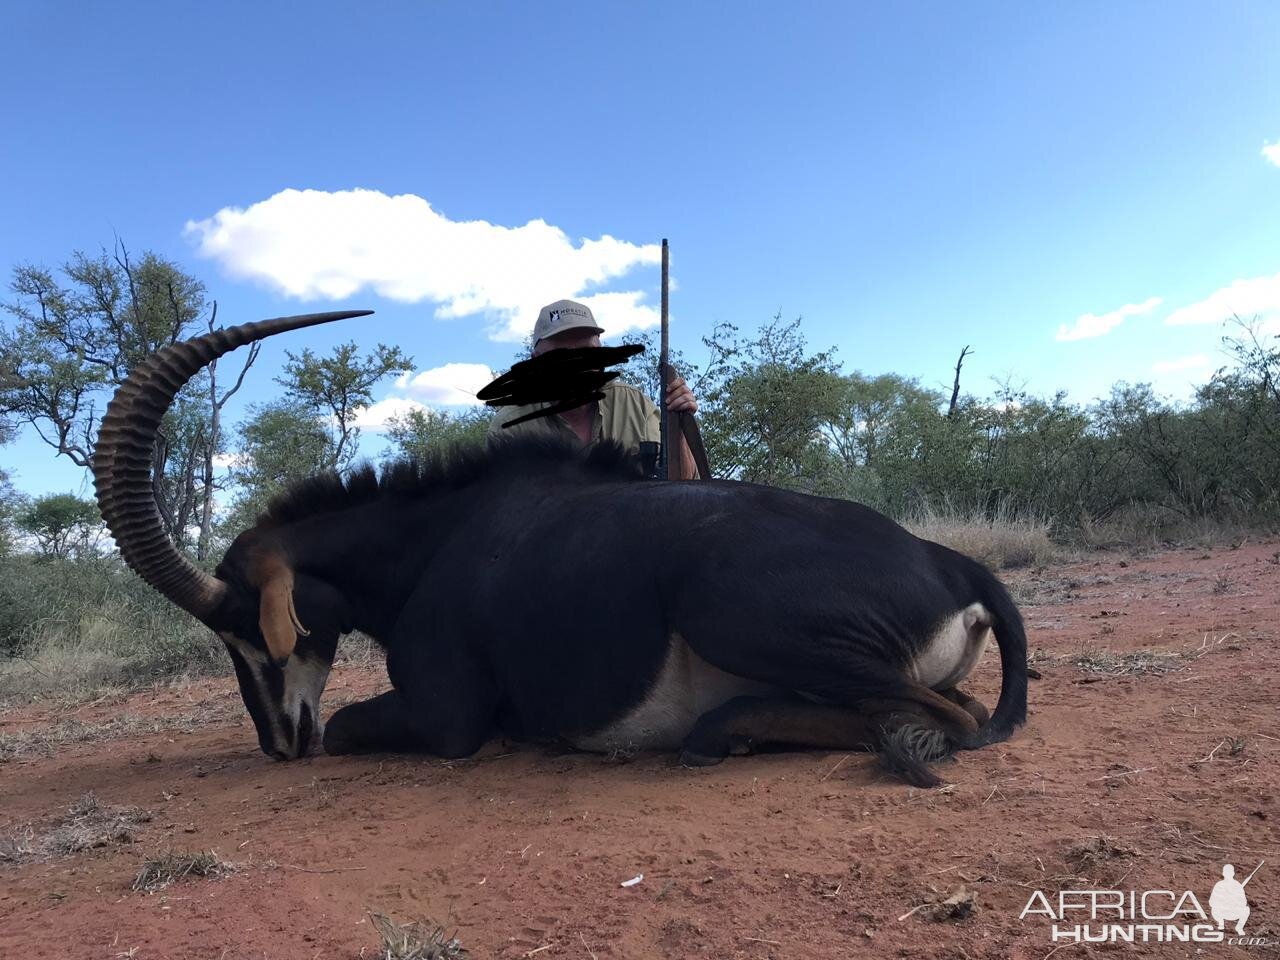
top-left (94, 312), bottom-right (1028, 786)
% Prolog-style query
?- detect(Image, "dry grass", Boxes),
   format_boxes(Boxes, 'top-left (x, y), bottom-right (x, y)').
top-left (0, 645), bottom-right (131, 705)
top-left (1028, 644), bottom-right (1186, 678)
top-left (369, 912), bottom-right (469, 960)
top-left (898, 885), bottom-right (977, 923)
top-left (0, 701), bottom-right (242, 764)
top-left (1066, 835), bottom-right (1137, 875)
top-left (1073, 507), bottom-right (1276, 552)
top-left (0, 609), bottom-right (379, 712)
top-left (602, 741), bottom-right (641, 765)
top-left (1065, 648), bottom-right (1185, 677)
top-left (1007, 574), bottom-right (1085, 607)
top-left (0, 792), bottom-right (151, 865)
top-left (132, 849), bottom-right (233, 893)
top-left (0, 616), bottom-right (224, 707)
top-left (0, 557), bottom-right (227, 708)
top-left (903, 502), bottom-right (1055, 570)
top-left (336, 631), bottom-right (385, 669)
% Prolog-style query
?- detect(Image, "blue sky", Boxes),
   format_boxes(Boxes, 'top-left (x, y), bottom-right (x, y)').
top-left (3, 1), bottom-right (1279, 497)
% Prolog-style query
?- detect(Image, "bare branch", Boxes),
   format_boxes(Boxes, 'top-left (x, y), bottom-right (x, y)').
top-left (218, 341), bottom-right (259, 409)
top-left (947, 345), bottom-right (972, 418)
top-left (166, 279), bottom-right (184, 345)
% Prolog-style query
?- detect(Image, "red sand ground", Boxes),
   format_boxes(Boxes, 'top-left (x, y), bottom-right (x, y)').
top-left (2, 540), bottom-right (1277, 959)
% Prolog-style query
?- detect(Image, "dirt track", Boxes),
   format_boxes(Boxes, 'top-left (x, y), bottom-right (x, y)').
top-left (2, 540), bottom-right (1278, 959)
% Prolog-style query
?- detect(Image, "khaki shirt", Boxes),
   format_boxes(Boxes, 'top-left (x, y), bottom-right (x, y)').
top-left (487, 380), bottom-right (661, 456)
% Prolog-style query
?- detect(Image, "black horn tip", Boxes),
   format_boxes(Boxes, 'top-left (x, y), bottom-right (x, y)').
top-left (283, 309), bottom-right (375, 323)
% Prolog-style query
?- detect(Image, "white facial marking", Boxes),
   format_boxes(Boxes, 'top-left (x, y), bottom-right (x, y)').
top-left (911, 603), bottom-right (992, 690)
top-left (220, 631), bottom-right (289, 751)
top-left (283, 653), bottom-right (330, 752)
top-left (220, 631), bottom-right (329, 756)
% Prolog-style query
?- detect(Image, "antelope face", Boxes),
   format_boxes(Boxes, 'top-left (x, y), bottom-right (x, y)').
top-left (88, 309), bottom-right (375, 762)
top-left (220, 628), bottom-right (338, 760)
top-left (214, 562), bottom-right (349, 761)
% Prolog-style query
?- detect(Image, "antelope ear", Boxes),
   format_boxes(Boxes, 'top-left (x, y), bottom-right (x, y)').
top-left (257, 561), bottom-right (310, 664)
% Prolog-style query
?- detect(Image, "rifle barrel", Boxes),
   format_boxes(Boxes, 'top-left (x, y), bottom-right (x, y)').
top-left (660, 238), bottom-right (670, 480)
top-left (1242, 859), bottom-right (1264, 886)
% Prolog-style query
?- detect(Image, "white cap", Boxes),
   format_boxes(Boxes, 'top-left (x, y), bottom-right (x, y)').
top-left (532, 299), bottom-right (604, 344)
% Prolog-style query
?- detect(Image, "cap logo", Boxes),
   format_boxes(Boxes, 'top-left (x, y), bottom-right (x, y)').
top-left (548, 310), bottom-right (560, 326)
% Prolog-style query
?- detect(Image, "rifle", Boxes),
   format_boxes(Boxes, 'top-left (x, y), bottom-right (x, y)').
top-left (652, 238), bottom-right (712, 481)
top-left (478, 236), bottom-right (709, 479)
top-left (659, 239), bottom-right (671, 478)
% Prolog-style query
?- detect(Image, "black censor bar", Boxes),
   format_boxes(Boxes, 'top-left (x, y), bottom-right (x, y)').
top-left (477, 344), bottom-right (646, 429)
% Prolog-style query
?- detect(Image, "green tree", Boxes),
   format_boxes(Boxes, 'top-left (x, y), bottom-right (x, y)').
top-left (1, 248), bottom-right (206, 466)
top-left (1222, 315), bottom-right (1280, 409)
top-left (697, 313), bottom-right (845, 491)
top-left (385, 406), bottom-right (493, 461)
top-left (0, 246), bottom-right (257, 556)
top-left (1204, 317), bottom-right (1280, 514)
top-left (1093, 383), bottom-right (1233, 519)
top-left (816, 372), bottom-right (948, 508)
top-left (18, 493), bottom-right (101, 560)
top-left (0, 467), bottom-right (23, 557)
top-left (609, 326), bottom-right (695, 406)
top-left (277, 342), bottom-right (413, 471)
top-left (220, 400), bottom-right (336, 533)
top-left (153, 393), bottom-right (217, 551)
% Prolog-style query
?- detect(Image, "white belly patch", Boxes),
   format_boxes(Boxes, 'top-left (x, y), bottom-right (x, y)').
top-left (910, 602), bottom-right (992, 690)
top-left (572, 634), bottom-right (782, 752)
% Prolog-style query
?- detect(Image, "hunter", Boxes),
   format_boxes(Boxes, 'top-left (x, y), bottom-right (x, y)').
top-left (487, 299), bottom-right (701, 479)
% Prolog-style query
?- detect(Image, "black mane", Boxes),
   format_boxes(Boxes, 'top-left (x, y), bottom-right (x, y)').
top-left (254, 433), bottom-right (645, 530)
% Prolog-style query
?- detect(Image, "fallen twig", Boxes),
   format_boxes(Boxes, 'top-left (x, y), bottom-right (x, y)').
top-left (1191, 739), bottom-right (1229, 765)
top-left (1086, 766), bottom-right (1156, 783)
top-left (819, 755), bottom-right (850, 782)
top-left (276, 862), bottom-right (367, 874)
top-left (1043, 942), bottom-right (1083, 960)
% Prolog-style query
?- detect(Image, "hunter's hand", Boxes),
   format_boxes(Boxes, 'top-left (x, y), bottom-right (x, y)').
top-left (665, 376), bottom-right (698, 414)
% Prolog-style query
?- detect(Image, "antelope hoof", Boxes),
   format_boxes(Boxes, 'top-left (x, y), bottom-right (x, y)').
top-left (678, 748), bottom-right (725, 767)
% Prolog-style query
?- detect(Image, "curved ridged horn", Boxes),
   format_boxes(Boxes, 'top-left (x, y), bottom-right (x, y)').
top-left (93, 310), bottom-right (374, 626)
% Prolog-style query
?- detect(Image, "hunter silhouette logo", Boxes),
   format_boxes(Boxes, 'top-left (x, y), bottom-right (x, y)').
top-left (1019, 859), bottom-right (1269, 946)
top-left (1210, 862), bottom-right (1261, 934)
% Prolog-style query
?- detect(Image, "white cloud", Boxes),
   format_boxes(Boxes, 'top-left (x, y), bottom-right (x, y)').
top-left (351, 396), bottom-right (429, 431)
top-left (184, 188), bottom-right (661, 341)
top-left (1152, 354), bottom-right (1212, 374)
top-left (574, 291), bottom-right (661, 340)
top-left (1164, 273), bottom-right (1280, 327)
top-left (397, 362), bottom-right (494, 406)
top-left (1055, 296), bottom-right (1162, 342)
top-left (1263, 141), bottom-right (1280, 167)
top-left (352, 362), bottom-right (494, 432)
